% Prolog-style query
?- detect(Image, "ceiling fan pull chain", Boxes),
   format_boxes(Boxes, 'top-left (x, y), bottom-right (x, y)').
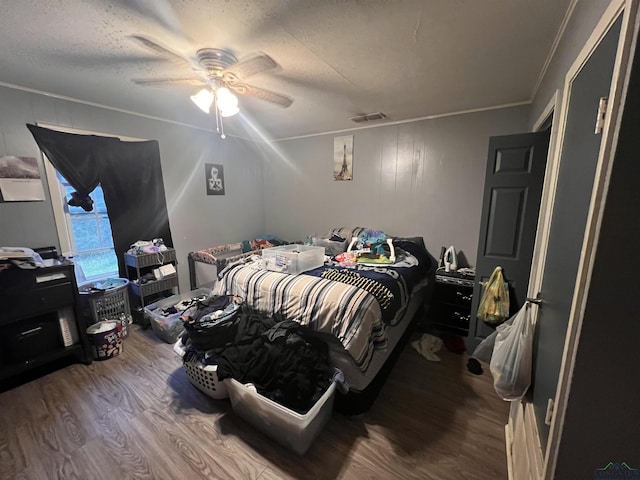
top-left (219, 111), bottom-right (226, 139)
top-left (214, 95), bottom-right (222, 137)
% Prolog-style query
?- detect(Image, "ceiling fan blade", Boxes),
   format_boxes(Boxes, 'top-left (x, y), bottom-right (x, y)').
top-left (229, 83), bottom-right (293, 108)
top-left (221, 53), bottom-right (278, 81)
top-left (129, 35), bottom-right (191, 68)
top-left (131, 77), bottom-right (205, 86)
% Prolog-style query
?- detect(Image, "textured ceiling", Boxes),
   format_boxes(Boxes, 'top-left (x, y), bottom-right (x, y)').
top-left (0, 0), bottom-right (572, 140)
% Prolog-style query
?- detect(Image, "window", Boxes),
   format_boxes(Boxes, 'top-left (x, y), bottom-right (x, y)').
top-left (40, 124), bottom-right (145, 283)
top-left (56, 172), bottom-right (118, 281)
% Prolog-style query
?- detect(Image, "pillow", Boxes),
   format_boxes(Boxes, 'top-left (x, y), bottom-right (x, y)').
top-left (328, 226), bottom-right (367, 241)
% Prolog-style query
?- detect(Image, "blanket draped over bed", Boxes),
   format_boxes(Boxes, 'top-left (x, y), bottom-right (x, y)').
top-left (213, 239), bottom-right (431, 372)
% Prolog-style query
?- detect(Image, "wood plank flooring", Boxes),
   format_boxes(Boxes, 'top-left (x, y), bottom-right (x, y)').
top-left (0, 326), bottom-right (509, 479)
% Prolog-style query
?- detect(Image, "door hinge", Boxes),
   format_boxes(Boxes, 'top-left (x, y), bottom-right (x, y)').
top-left (595, 97), bottom-right (608, 134)
top-left (545, 398), bottom-right (555, 426)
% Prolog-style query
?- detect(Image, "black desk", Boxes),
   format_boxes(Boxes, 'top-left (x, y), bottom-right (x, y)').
top-left (0, 260), bottom-right (91, 383)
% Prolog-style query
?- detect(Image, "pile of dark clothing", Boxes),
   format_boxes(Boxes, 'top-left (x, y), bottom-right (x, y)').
top-left (180, 295), bottom-right (333, 414)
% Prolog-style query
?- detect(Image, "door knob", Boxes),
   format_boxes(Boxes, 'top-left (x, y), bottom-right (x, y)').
top-left (526, 293), bottom-right (542, 307)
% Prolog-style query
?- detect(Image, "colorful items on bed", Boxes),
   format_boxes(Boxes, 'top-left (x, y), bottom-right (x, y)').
top-left (310, 227), bottom-right (397, 264)
top-left (334, 251), bottom-right (357, 266)
top-left (347, 229), bottom-right (396, 264)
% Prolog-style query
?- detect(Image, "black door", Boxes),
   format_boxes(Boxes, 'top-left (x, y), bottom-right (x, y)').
top-left (467, 131), bottom-right (550, 349)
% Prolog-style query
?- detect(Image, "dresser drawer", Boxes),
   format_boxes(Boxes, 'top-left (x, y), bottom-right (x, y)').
top-left (1, 314), bottom-right (62, 363)
top-left (432, 304), bottom-right (471, 330)
top-left (0, 282), bottom-right (75, 322)
top-left (435, 284), bottom-right (473, 307)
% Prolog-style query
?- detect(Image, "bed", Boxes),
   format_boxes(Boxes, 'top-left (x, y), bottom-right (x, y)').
top-left (211, 230), bottom-right (436, 414)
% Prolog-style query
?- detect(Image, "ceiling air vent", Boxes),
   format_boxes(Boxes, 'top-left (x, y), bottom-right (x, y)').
top-left (350, 112), bottom-right (387, 123)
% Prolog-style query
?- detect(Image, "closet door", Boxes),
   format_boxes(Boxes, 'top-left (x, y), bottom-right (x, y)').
top-left (531, 15), bottom-right (622, 451)
top-left (466, 131), bottom-right (550, 350)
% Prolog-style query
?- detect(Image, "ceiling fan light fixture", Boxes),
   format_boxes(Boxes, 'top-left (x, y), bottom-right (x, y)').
top-left (131, 37), bottom-right (292, 134)
top-left (216, 87), bottom-right (238, 111)
top-left (191, 88), bottom-right (214, 113)
top-left (219, 105), bottom-right (240, 117)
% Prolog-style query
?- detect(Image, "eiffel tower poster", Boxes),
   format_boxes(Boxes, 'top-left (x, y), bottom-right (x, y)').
top-left (333, 135), bottom-right (353, 181)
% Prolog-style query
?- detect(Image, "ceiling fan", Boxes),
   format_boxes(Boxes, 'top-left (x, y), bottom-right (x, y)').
top-left (130, 35), bottom-right (293, 136)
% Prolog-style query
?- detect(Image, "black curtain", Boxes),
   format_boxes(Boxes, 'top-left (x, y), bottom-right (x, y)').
top-left (26, 124), bottom-right (173, 277)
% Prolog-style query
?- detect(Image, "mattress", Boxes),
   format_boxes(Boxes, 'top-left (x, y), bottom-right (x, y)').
top-left (325, 281), bottom-right (427, 392)
top-left (213, 264), bottom-right (385, 371)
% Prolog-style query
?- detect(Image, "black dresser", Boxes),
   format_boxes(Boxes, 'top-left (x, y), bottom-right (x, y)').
top-left (0, 259), bottom-right (91, 384)
top-left (429, 270), bottom-right (475, 336)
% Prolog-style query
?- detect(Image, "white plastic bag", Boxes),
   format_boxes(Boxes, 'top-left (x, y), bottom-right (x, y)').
top-left (489, 305), bottom-right (533, 401)
top-left (471, 315), bottom-right (515, 364)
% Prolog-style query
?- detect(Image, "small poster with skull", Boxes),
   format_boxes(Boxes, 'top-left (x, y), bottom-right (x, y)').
top-left (205, 163), bottom-right (225, 196)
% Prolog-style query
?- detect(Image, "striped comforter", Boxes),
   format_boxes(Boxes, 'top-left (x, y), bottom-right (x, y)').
top-left (213, 265), bottom-right (385, 371)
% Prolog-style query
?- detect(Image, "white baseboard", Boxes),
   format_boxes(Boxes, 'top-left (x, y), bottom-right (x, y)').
top-left (505, 423), bottom-right (515, 480)
top-left (524, 402), bottom-right (544, 478)
top-left (506, 401), bottom-right (543, 480)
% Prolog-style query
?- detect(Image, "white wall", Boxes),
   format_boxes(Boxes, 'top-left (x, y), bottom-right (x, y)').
top-left (0, 85), bottom-right (266, 291)
top-left (262, 106), bottom-right (529, 266)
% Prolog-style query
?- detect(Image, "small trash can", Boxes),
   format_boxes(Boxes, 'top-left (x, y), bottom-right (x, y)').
top-left (86, 320), bottom-right (123, 360)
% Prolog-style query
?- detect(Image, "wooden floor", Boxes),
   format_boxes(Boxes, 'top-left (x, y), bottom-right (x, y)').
top-left (0, 326), bottom-right (509, 480)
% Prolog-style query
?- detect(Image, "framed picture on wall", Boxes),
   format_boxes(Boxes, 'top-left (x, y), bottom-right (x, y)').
top-left (205, 163), bottom-right (225, 196)
top-left (0, 155), bottom-right (45, 201)
top-left (333, 135), bottom-right (353, 181)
